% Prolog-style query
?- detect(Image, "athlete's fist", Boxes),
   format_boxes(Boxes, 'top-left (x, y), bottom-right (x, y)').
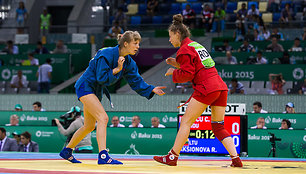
top-left (166, 57), bottom-right (180, 68)
top-left (165, 68), bottom-right (175, 76)
top-left (117, 56), bottom-right (125, 70)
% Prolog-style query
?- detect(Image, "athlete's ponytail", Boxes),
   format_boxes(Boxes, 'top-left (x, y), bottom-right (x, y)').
top-left (117, 31), bottom-right (141, 48)
top-left (168, 14), bottom-right (191, 41)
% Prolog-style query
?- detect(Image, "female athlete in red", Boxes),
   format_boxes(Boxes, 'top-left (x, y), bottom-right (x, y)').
top-left (153, 14), bottom-right (243, 167)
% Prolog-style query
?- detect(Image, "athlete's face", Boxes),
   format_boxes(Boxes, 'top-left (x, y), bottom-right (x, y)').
top-left (169, 31), bottom-right (181, 48)
top-left (126, 39), bottom-right (140, 55)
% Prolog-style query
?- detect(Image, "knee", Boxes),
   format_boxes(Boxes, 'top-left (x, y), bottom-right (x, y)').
top-left (211, 122), bottom-right (224, 132)
top-left (96, 115), bottom-right (109, 124)
top-left (211, 122), bottom-right (231, 141)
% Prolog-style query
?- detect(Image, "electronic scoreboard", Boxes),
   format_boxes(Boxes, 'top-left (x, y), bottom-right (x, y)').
top-left (178, 103), bottom-right (248, 155)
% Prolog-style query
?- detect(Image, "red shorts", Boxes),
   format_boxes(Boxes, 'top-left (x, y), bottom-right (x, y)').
top-left (192, 90), bottom-right (228, 106)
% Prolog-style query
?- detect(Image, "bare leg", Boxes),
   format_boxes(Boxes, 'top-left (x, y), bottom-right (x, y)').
top-left (66, 105), bottom-right (96, 148)
top-left (78, 94), bottom-right (109, 151)
top-left (172, 98), bottom-right (208, 154)
top-left (211, 106), bottom-right (237, 156)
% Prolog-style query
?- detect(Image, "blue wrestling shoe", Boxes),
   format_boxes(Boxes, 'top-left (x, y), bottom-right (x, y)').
top-left (98, 149), bottom-right (123, 165)
top-left (59, 147), bottom-right (82, 163)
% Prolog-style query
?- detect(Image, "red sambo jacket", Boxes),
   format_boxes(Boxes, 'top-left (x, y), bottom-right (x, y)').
top-left (173, 37), bottom-right (228, 96)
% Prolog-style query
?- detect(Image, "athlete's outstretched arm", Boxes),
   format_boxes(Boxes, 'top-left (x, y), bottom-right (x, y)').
top-left (152, 86), bottom-right (166, 96)
top-left (124, 57), bottom-right (165, 99)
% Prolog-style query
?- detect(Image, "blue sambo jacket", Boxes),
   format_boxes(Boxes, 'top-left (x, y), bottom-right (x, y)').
top-left (75, 45), bottom-right (155, 102)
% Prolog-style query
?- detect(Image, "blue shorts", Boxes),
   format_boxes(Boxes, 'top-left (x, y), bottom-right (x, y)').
top-left (75, 82), bottom-right (94, 100)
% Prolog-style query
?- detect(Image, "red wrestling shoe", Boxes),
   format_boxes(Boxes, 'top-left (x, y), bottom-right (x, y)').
top-left (230, 155), bottom-right (243, 167)
top-left (153, 149), bottom-right (179, 166)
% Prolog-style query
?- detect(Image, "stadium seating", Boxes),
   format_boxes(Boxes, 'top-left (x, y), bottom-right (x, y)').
top-left (4, 88), bottom-right (17, 94)
top-left (159, 3), bottom-right (170, 15)
top-left (18, 88), bottom-right (31, 94)
top-left (181, 2), bottom-right (202, 14)
top-left (162, 15), bottom-right (172, 23)
top-left (265, 81), bottom-right (272, 89)
top-left (251, 81), bottom-right (265, 89)
top-left (291, 81), bottom-right (304, 93)
top-left (28, 81), bottom-right (38, 92)
top-left (266, 81), bottom-right (294, 94)
top-left (138, 4), bottom-right (147, 15)
top-left (204, 2), bottom-right (214, 10)
top-left (170, 3), bottom-right (181, 14)
top-left (283, 81), bottom-right (293, 94)
top-left (295, 12), bottom-right (303, 21)
top-left (4, 81), bottom-right (10, 88)
top-left (258, 2), bottom-right (267, 13)
top-left (273, 13), bottom-right (281, 22)
top-left (226, 80), bottom-right (282, 95)
top-left (109, 16), bottom-right (114, 25)
top-left (182, 3), bottom-right (189, 11)
top-left (248, 1), bottom-right (258, 9)
top-left (130, 16), bottom-right (141, 26)
top-left (293, 1), bottom-right (303, 13)
top-left (234, 1), bottom-right (248, 13)
top-left (261, 13), bottom-right (273, 23)
top-left (280, 1), bottom-right (292, 9)
top-left (240, 81), bottom-right (250, 88)
top-left (192, 3), bottom-right (203, 14)
top-left (227, 13), bottom-right (237, 22)
top-left (141, 16), bottom-right (152, 24)
top-left (152, 16), bottom-right (163, 24)
top-left (226, 2), bottom-right (237, 13)
top-left (126, 4), bottom-right (138, 15)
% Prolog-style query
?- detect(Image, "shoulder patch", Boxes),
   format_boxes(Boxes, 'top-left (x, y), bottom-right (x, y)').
top-left (188, 41), bottom-right (215, 68)
top-left (188, 42), bottom-right (204, 49)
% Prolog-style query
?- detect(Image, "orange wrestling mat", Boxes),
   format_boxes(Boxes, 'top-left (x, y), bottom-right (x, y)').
top-left (0, 153), bottom-right (305, 174)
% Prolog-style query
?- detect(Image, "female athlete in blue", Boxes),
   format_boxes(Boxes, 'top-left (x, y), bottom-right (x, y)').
top-left (59, 31), bottom-right (166, 164)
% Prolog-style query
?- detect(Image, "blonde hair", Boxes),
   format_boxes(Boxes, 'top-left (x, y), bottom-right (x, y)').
top-left (168, 14), bottom-right (191, 41)
top-left (117, 31), bottom-right (141, 47)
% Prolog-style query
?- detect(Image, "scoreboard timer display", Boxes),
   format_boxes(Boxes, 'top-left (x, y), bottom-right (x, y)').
top-left (178, 103), bottom-right (247, 155)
